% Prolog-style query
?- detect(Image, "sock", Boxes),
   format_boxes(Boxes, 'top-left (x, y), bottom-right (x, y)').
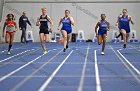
top-left (8, 45), bottom-right (12, 52)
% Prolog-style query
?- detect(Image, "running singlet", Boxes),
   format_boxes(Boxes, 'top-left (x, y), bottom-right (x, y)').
top-left (119, 15), bottom-right (130, 33)
top-left (6, 20), bottom-right (16, 32)
top-left (61, 17), bottom-right (72, 34)
top-left (98, 20), bottom-right (109, 35)
top-left (39, 15), bottom-right (48, 30)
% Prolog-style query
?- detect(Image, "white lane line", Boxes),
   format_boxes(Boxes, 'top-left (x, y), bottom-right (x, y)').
top-left (4, 61), bottom-right (140, 65)
top-left (128, 44), bottom-right (140, 52)
top-left (11, 49), bottom-right (62, 91)
top-left (2, 75), bottom-right (136, 78)
top-left (0, 49), bottom-right (35, 63)
top-left (94, 50), bottom-right (102, 91)
top-left (38, 50), bottom-right (74, 91)
top-left (0, 49), bottom-right (13, 53)
top-left (0, 48), bottom-right (35, 53)
top-left (0, 50), bottom-right (52, 82)
top-left (72, 47), bottom-right (125, 51)
top-left (78, 44), bottom-right (90, 91)
top-left (117, 50), bottom-right (140, 76)
top-left (0, 43), bottom-right (31, 53)
top-left (109, 45), bottom-right (140, 84)
top-left (0, 48), bottom-right (41, 68)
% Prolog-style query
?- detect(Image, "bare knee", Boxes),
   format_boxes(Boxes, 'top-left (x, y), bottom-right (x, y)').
top-left (64, 36), bottom-right (67, 40)
top-left (5, 37), bottom-right (8, 43)
top-left (98, 39), bottom-right (102, 45)
top-left (123, 33), bottom-right (126, 36)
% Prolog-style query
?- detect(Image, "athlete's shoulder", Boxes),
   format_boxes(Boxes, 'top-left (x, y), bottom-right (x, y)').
top-left (62, 17), bottom-right (65, 19)
top-left (12, 20), bottom-right (16, 24)
top-left (39, 15), bottom-right (42, 19)
top-left (60, 17), bottom-right (64, 20)
top-left (98, 20), bottom-right (102, 23)
top-left (96, 20), bottom-right (101, 25)
top-left (127, 15), bottom-right (132, 18)
top-left (118, 14), bottom-right (123, 18)
top-left (127, 15), bottom-right (132, 21)
top-left (5, 19), bottom-right (10, 23)
top-left (105, 20), bottom-right (109, 23)
top-left (69, 16), bottom-right (73, 19)
top-left (106, 21), bottom-right (110, 25)
top-left (47, 15), bottom-right (51, 19)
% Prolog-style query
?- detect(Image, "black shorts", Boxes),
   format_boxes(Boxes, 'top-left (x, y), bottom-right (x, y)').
top-left (39, 29), bottom-right (49, 34)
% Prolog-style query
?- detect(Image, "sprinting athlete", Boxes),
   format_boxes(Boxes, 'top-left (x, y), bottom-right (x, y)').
top-left (95, 14), bottom-right (110, 55)
top-left (2, 14), bottom-right (18, 55)
top-left (117, 9), bottom-right (134, 48)
top-left (36, 7), bottom-right (53, 54)
top-left (57, 10), bottom-right (75, 52)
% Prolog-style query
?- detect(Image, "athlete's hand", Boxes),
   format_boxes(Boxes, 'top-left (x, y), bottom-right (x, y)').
top-left (57, 27), bottom-right (60, 31)
top-left (49, 28), bottom-right (52, 33)
top-left (107, 28), bottom-right (110, 31)
top-left (15, 28), bottom-right (18, 32)
top-left (49, 30), bottom-right (52, 33)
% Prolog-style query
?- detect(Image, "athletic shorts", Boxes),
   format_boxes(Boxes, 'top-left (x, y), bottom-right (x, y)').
top-left (39, 29), bottom-right (49, 34)
top-left (120, 27), bottom-right (130, 33)
top-left (61, 27), bottom-right (72, 34)
top-left (98, 30), bottom-right (107, 36)
top-left (6, 31), bottom-right (15, 35)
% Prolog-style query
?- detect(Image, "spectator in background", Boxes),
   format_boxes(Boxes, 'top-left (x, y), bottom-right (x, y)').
top-left (19, 11), bottom-right (32, 43)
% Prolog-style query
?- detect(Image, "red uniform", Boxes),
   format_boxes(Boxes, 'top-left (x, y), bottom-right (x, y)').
top-left (5, 19), bottom-right (16, 35)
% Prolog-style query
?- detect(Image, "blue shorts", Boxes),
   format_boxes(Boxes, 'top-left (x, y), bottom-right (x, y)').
top-left (98, 30), bottom-right (107, 36)
top-left (61, 27), bottom-right (72, 34)
top-left (120, 25), bottom-right (130, 33)
top-left (120, 27), bottom-right (130, 33)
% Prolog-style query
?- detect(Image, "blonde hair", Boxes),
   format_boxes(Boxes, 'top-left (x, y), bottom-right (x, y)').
top-left (41, 7), bottom-right (47, 11)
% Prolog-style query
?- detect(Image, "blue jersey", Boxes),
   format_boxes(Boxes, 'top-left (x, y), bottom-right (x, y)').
top-left (119, 15), bottom-right (130, 33)
top-left (98, 20), bottom-right (109, 35)
top-left (61, 17), bottom-right (72, 34)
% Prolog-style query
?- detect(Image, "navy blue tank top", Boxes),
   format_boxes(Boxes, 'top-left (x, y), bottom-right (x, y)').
top-left (61, 17), bottom-right (72, 30)
top-left (99, 20), bottom-right (109, 31)
top-left (119, 15), bottom-right (130, 30)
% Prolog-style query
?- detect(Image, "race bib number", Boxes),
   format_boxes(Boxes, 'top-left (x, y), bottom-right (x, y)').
top-left (6, 25), bottom-right (15, 32)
